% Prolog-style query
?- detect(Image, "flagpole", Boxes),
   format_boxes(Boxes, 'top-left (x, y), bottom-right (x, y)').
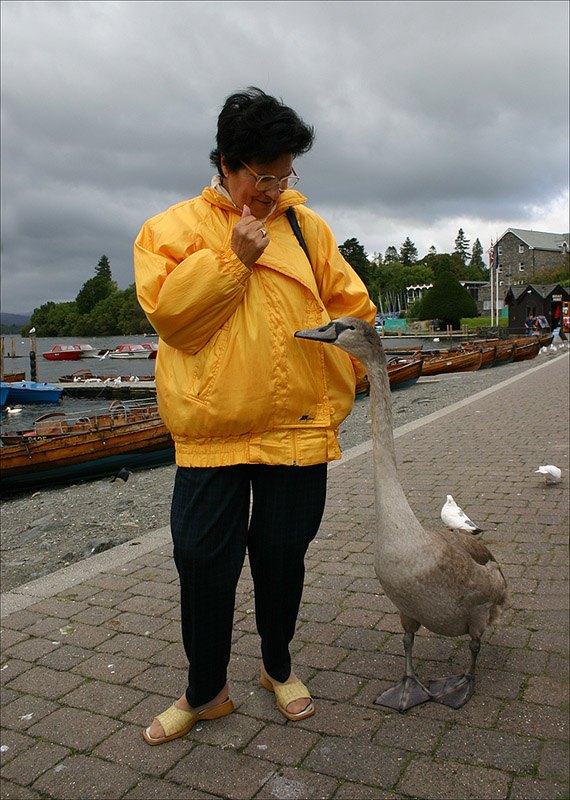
top-left (493, 236), bottom-right (499, 330)
top-left (495, 264), bottom-right (499, 330)
top-left (490, 240), bottom-right (494, 327)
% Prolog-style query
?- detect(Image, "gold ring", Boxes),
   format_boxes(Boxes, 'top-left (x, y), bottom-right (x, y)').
top-left (260, 227), bottom-right (268, 237)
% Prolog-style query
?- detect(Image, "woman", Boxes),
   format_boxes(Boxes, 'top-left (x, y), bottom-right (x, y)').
top-left (134, 87), bottom-right (376, 745)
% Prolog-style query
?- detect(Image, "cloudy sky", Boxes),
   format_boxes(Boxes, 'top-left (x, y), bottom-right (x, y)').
top-left (1, 0), bottom-right (568, 315)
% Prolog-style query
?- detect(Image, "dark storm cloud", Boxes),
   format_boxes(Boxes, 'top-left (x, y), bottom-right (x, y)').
top-left (1, 0), bottom-right (568, 313)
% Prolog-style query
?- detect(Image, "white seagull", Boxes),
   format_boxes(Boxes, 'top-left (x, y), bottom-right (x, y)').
top-left (441, 495), bottom-right (483, 535)
top-left (535, 465), bottom-right (562, 485)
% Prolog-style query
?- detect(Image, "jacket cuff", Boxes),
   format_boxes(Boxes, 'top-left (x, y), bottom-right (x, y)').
top-left (221, 247), bottom-right (251, 285)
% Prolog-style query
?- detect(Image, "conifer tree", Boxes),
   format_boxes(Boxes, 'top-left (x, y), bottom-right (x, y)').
top-left (399, 237), bottom-right (418, 266)
top-left (470, 238), bottom-right (485, 270)
top-left (454, 228), bottom-right (471, 263)
top-left (339, 238), bottom-right (372, 294)
top-left (95, 254), bottom-right (112, 281)
top-left (384, 245), bottom-right (400, 263)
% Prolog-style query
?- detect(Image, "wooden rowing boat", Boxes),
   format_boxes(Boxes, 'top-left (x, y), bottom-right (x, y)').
top-left (492, 342), bottom-right (516, 365)
top-left (477, 344), bottom-right (497, 369)
top-left (512, 338), bottom-right (541, 362)
top-left (0, 400), bottom-right (174, 492)
top-left (0, 372), bottom-right (26, 383)
top-left (388, 355), bottom-right (423, 390)
top-left (455, 343), bottom-right (497, 369)
top-left (356, 354), bottom-right (423, 396)
top-left (420, 349), bottom-right (482, 376)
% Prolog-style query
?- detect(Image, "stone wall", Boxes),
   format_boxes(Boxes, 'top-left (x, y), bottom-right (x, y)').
top-left (497, 231), bottom-right (565, 287)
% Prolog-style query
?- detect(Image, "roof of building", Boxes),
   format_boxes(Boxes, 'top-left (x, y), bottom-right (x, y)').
top-left (505, 284), bottom-right (570, 301)
top-left (498, 228), bottom-right (569, 252)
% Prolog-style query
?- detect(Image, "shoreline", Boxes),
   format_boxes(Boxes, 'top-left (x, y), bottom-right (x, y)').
top-left (1, 349), bottom-right (567, 593)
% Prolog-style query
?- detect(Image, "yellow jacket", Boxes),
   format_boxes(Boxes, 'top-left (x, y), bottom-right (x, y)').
top-left (134, 187), bottom-right (376, 467)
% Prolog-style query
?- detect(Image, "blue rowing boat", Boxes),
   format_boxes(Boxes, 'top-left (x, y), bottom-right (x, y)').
top-left (0, 382), bottom-right (10, 407)
top-left (5, 381), bottom-right (63, 405)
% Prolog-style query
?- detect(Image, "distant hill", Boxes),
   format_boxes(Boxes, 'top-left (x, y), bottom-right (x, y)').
top-left (1, 312), bottom-right (32, 334)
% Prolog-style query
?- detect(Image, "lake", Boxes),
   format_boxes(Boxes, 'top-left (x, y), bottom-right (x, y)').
top-left (1, 335), bottom-right (158, 431)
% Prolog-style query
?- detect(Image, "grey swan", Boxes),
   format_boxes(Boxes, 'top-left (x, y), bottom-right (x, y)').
top-left (295, 318), bottom-right (509, 711)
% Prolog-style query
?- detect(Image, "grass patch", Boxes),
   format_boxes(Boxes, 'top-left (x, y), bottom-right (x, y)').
top-left (461, 316), bottom-right (508, 328)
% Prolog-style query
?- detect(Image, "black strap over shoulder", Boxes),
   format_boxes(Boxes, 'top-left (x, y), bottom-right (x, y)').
top-left (286, 206), bottom-right (311, 267)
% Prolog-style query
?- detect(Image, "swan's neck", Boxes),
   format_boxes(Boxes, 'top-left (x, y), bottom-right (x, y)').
top-left (367, 356), bottom-right (397, 474)
top-left (364, 340), bottom-right (423, 535)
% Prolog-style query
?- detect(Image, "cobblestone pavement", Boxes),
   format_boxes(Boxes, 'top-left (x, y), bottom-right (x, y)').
top-left (1, 354), bottom-right (568, 799)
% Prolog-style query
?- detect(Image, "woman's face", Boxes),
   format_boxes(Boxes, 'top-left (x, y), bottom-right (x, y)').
top-left (221, 153), bottom-right (294, 219)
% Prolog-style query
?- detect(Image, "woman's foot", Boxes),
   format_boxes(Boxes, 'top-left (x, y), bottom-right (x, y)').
top-left (261, 666), bottom-right (312, 717)
top-left (147, 684), bottom-right (229, 740)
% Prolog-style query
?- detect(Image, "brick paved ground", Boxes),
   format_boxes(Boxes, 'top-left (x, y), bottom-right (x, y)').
top-left (1, 354), bottom-right (568, 800)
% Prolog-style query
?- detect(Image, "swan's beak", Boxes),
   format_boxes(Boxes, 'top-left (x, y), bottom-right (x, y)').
top-left (295, 322), bottom-right (339, 343)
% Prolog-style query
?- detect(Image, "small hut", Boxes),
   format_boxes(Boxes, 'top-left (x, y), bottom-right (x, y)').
top-left (504, 284), bottom-right (570, 335)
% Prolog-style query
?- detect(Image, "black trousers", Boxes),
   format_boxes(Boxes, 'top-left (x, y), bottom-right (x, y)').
top-left (170, 463), bottom-right (328, 707)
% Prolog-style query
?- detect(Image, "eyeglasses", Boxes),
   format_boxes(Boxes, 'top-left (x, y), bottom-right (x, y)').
top-left (240, 160), bottom-right (300, 192)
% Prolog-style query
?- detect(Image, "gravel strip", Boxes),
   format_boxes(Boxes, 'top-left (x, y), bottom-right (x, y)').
top-left (1, 349), bottom-right (565, 592)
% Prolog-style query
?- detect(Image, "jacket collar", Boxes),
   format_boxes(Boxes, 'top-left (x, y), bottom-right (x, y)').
top-left (203, 180), bottom-right (307, 220)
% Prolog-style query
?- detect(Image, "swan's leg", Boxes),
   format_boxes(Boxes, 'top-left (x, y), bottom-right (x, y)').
top-left (428, 637), bottom-right (480, 708)
top-left (374, 630), bottom-right (432, 713)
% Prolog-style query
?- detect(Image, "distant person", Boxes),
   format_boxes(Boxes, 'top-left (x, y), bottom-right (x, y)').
top-left (134, 87), bottom-right (376, 745)
top-left (524, 315), bottom-right (533, 336)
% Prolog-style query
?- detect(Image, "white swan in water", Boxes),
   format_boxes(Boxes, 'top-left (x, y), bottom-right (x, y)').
top-left (295, 317), bottom-right (509, 711)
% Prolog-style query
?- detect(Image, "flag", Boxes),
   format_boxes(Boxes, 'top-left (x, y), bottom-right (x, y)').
top-left (488, 241), bottom-right (494, 270)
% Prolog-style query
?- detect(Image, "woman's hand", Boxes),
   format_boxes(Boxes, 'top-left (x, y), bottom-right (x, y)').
top-left (231, 205), bottom-right (270, 269)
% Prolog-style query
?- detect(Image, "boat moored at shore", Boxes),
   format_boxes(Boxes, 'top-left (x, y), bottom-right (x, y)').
top-left (0, 399), bottom-right (174, 491)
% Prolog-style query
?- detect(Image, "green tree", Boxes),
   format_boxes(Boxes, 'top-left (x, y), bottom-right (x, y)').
top-left (29, 301), bottom-right (79, 336)
top-left (458, 238), bottom-right (488, 280)
top-left (399, 237), bottom-right (418, 266)
top-left (384, 245), bottom-right (400, 263)
top-left (29, 301), bottom-right (57, 334)
top-left (424, 253), bottom-right (465, 279)
top-left (339, 238), bottom-right (372, 293)
top-left (75, 275), bottom-right (114, 316)
top-left (84, 290), bottom-right (124, 336)
top-left (117, 284), bottom-right (155, 334)
top-left (75, 255), bottom-right (117, 315)
top-left (454, 228), bottom-right (471, 263)
top-left (406, 298), bottom-right (422, 319)
top-left (47, 302), bottom-right (80, 336)
top-left (401, 264), bottom-right (435, 287)
top-left (95, 254), bottom-right (112, 281)
top-left (417, 269), bottom-right (478, 329)
top-left (470, 238), bottom-right (485, 270)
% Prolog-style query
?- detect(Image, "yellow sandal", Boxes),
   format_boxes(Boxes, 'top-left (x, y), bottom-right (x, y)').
top-left (260, 674), bottom-right (314, 721)
top-left (142, 697), bottom-right (234, 745)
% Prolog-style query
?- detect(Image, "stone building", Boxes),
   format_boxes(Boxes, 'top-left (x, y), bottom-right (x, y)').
top-left (495, 228), bottom-right (568, 289)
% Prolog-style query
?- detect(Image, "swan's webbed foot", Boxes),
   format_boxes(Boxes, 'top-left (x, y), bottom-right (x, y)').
top-left (374, 675), bottom-right (432, 713)
top-left (428, 674), bottom-right (475, 708)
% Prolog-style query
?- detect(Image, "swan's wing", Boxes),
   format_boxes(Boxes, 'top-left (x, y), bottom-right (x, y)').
top-left (450, 532), bottom-right (495, 565)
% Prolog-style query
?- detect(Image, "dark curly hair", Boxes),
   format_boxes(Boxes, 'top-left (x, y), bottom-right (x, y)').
top-left (209, 87), bottom-right (315, 174)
